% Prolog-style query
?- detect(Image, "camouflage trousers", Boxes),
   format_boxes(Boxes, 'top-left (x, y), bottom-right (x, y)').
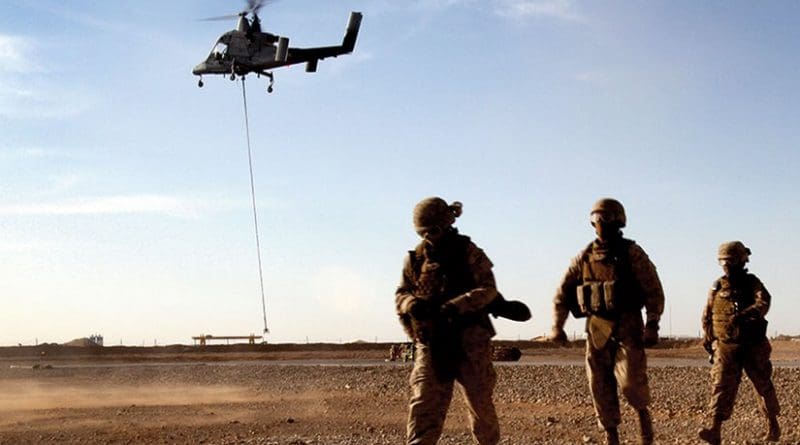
top-left (709, 339), bottom-right (780, 420)
top-left (586, 331), bottom-right (651, 429)
top-left (406, 328), bottom-right (499, 445)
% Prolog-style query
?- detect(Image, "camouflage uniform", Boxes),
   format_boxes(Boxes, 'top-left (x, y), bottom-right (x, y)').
top-left (552, 237), bottom-right (664, 442)
top-left (396, 229), bottom-right (500, 445)
top-left (700, 271), bottom-right (780, 440)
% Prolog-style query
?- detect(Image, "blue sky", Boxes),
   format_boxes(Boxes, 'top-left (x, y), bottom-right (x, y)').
top-left (1, 0), bottom-right (798, 345)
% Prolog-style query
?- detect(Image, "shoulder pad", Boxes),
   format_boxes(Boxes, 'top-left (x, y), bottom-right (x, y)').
top-left (453, 233), bottom-right (471, 248)
top-left (745, 272), bottom-right (762, 287)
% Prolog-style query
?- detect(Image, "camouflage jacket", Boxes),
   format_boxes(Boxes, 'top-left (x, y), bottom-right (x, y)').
top-left (702, 272), bottom-right (771, 344)
top-left (553, 237), bottom-right (665, 331)
top-left (395, 231), bottom-right (497, 338)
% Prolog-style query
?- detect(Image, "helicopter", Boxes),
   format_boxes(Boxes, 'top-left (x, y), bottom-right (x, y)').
top-left (193, 0), bottom-right (362, 93)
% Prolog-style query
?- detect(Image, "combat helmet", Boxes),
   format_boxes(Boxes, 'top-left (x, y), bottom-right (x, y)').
top-left (413, 197), bottom-right (462, 229)
top-left (718, 241), bottom-right (751, 263)
top-left (590, 198), bottom-right (626, 227)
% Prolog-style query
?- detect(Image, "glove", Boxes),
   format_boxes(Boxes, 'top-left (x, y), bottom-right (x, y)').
top-left (408, 299), bottom-right (433, 320)
top-left (440, 302), bottom-right (459, 320)
top-left (732, 309), bottom-right (754, 325)
top-left (643, 321), bottom-right (659, 348)
top-left (702, 338), bottom-right (715, 355)
top-left (489, 296), bottom-right (532, 322)
top-left (549, 328), bottom-right (568, 345)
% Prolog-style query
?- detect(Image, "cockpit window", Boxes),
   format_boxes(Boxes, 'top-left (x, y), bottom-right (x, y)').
top-left (210, 41), bottom-right (228, 60)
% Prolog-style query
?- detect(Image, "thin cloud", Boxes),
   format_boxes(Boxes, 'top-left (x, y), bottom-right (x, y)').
top-left (494, 0), bottom-right (586, 23)
top-left (0, 78), bottom-right (96, 120)
top-left (0, 34), bottom-right (94, 120)
top-left (0, 34), bottom-right (40, 73)
top-left (30, 3), bottom-right (177, 49)
top-left (0, 195), bottom-right (206, 218)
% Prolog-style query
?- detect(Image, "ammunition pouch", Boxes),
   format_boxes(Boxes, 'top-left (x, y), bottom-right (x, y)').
top-left (576, 280), bottom-right (619, 317)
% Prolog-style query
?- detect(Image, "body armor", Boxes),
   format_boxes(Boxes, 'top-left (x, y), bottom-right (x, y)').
top-left (574, 239), bottom-right (642, 318)
top-left (711, 274), bottom-right (768, 343)
top-left (399, 233), bottom-right (493, 343)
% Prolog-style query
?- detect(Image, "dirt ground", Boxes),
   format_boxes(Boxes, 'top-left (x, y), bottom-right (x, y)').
top-left (0, 340), bottom-right (798, 445)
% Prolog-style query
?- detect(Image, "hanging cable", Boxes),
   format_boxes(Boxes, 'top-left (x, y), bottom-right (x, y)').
top-left (240, 76), bottom-right (269, 335)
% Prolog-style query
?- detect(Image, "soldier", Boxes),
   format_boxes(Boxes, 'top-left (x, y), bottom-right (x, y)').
top-left (389, 344), bottom-right (400, 361)
top-left (395, 197), bottom-right (529, 445)
top-left (548, 198), bottom-right (664, 445)
top-left (698, 241), bottom-right (780, 444)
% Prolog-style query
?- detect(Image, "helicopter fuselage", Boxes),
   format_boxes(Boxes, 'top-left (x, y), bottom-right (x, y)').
top-left (193, 11), bottom-right (362, 89)
top-left (193, 30), bottom-right (285, 75)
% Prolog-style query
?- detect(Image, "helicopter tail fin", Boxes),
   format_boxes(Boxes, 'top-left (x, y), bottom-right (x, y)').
top-left (342, 12), bottom-right (362, 53)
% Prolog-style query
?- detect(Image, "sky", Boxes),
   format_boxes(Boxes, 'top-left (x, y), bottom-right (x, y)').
top-left (0, 0), bottom-right (798, 346)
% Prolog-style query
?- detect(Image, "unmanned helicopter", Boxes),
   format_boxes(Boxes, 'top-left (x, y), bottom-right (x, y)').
top-left (193, 0), bottom-right (362, 93)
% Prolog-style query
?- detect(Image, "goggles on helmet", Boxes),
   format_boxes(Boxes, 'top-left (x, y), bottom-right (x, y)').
top-left (718, 257), bottom-right (745, 266)
top-left (590, 211), bottom-right (615, 225)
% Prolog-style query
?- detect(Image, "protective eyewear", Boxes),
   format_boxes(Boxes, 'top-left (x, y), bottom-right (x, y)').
top-left (590, 212), bottom-right (613, 225)
top-left (718, 258), bottom-right (743, 266)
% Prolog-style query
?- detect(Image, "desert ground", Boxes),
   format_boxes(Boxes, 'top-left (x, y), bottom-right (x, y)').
top-left (1, 340), bottom-right (799, 445)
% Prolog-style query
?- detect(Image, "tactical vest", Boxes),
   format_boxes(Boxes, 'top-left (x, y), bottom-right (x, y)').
top-left (411, 234), bottom-right (473, 303)
top-left (711, 273), bottom-right (768, 343)
top-left (575, 238), bottom-right (642, 318)
top-left (408, 232), bottom-right (493, 332)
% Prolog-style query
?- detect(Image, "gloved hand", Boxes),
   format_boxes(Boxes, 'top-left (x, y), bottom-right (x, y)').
top-left (732, 309), bottom-right (753, 325)
top-left (440, 302), bottom-right (459, 319)
top-left (643, 321), bottom-right (659, 348)
top-left (408, 299), bottom-right (433, 320)
top-left (702, 338), bottom-right (715, 356)
top-left (549, 328), bottom-right (568, 345)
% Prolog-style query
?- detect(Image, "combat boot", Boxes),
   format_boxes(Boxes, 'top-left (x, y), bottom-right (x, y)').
top-left (638, 408), bottom-right (654, 445)
top-left (698, 418), bottom-right (721, 445)
top-left (604, 427), bottom-right (620, 445)
top-left (764, 415), bottom-right (780, 442)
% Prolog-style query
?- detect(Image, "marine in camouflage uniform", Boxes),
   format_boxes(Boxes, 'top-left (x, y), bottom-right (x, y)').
top-left (396, 197), bottom-right (521, 445)
top-left (698, 241), bottom-right (780, 444)
top-left (549, 198), bottom-right (664, 445)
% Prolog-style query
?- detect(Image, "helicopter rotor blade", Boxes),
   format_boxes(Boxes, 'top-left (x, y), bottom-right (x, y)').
top-left (198, 0), bottom-right (273, 23)
top-left (247, 0), bottom-right (272, 16)
top-left (198, 13), bottom-right (244, 22)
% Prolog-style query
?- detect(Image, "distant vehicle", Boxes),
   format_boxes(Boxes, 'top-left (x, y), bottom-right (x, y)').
top-left (193, 0), bottom-right (362, 93)
top-left (491, 345), bottom-right (522, 362)
top-left (388, 343), bottom-right (415, 362)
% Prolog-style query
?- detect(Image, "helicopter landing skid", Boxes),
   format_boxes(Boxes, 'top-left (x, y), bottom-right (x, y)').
top-left (257, 71), bottom-right (275, 93)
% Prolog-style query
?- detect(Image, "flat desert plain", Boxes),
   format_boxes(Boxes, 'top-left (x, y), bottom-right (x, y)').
top-left (0, 340), bottom-right (798, 444)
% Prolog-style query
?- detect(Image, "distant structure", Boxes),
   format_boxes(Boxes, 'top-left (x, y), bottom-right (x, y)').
top-left (89, 334), bottom-right (104, 346)
top-left (192, 334), bottom-right (262, 346)
top-left (63, 334), bottom-right (104, 347)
